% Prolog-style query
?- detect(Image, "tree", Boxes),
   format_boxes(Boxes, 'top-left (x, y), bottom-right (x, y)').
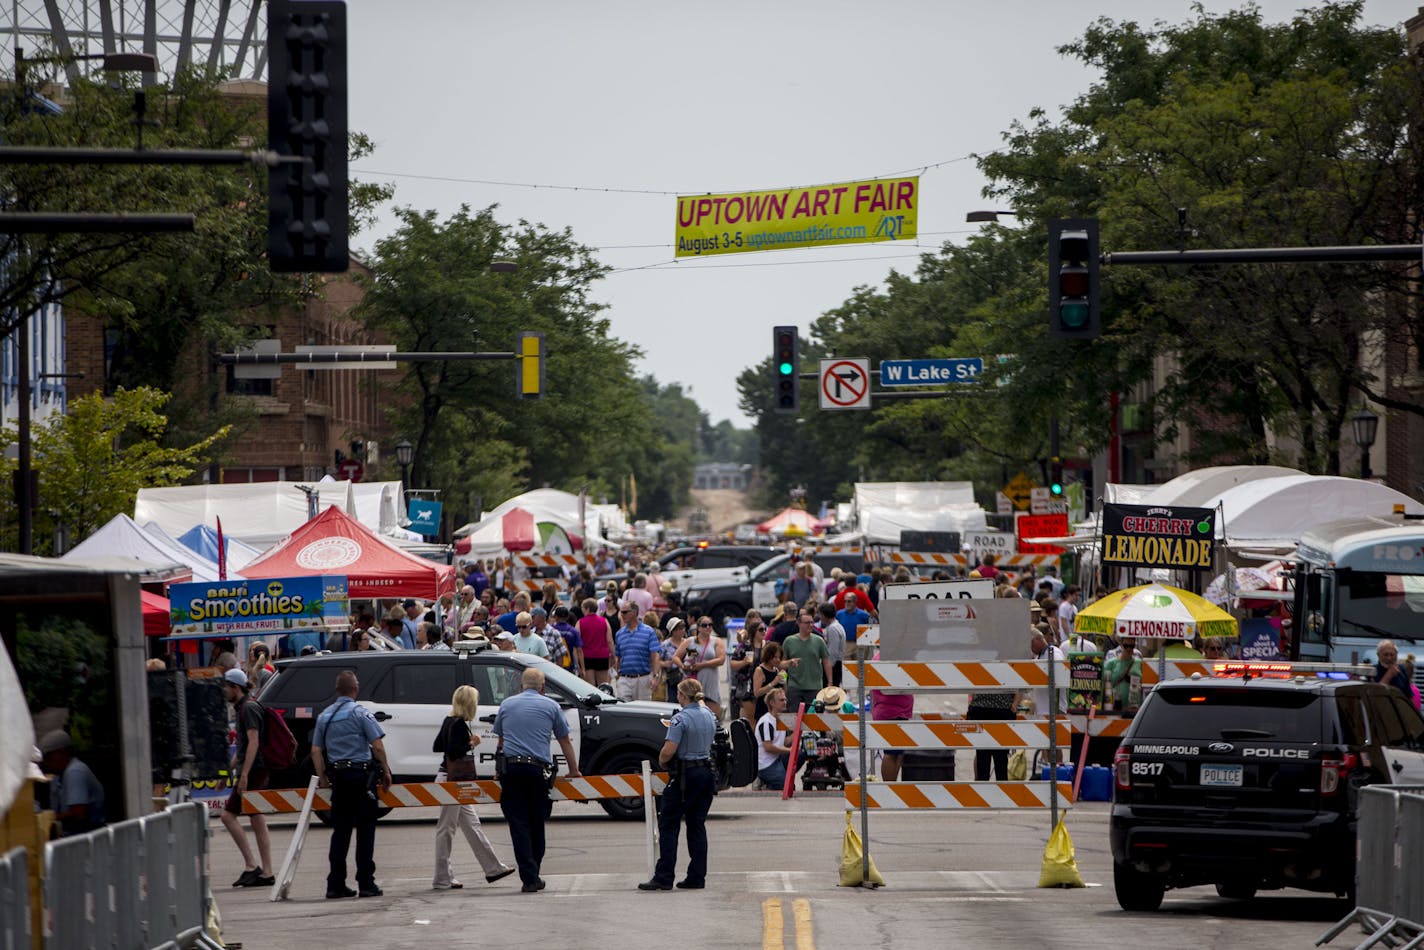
top-left (0, 387), bottom-right (229, 553)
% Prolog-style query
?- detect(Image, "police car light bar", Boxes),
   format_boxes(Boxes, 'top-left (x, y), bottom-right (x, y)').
top-left (1209, 660), bottom-right (1372, 681)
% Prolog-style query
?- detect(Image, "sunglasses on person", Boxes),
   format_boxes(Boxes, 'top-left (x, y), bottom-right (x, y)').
top-left (516, 624), bottom-right (531, 630)
top-left (698, 622), bottom-right (712, 628)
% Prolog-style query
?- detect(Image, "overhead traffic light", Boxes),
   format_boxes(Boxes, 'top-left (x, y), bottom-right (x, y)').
top-left (1049, 218), bottom-right (1100, 339)
top-left (267, 0), bottom-right (349, 273)
top-left (518, 332), bottom-right (544, 399)
top-left (773, 325), bottom-right (799, 413)
top-left (1049, 458), bottom-right (1064, 496)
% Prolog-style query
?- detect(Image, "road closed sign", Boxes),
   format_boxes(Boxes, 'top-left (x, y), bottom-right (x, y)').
top-left (819, 357), bottom-right (871, 410)
top-left (965, 531), bottom-right (1013, 556)
top-left (1015, 513), bottom-right (1069, 554)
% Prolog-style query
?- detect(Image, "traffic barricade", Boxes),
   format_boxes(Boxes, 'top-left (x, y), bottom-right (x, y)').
top-left (241, 772), bottom-right (669, 814)
top-left (1, 846), bottom-right (29, 950)
top-left (1318, 785), bottom-right (1424, 948)
top-left (839, 658), bottom-right (1073, 888)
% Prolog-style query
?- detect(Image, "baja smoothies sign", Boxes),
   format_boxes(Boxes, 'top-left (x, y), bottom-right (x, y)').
top-left (1101, 503), bottom-right (1216, 572)
top-left (168, 575), bottom-right (350, 638)
top-left (674, 176), bottom-right (918, 257)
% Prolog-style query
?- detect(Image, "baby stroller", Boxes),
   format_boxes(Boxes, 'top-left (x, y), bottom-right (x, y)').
top-left (798, 686), bottom-right (850, 791)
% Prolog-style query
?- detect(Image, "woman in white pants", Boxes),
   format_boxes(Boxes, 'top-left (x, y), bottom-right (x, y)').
top-left (433, 685), bottom-right (516, 889)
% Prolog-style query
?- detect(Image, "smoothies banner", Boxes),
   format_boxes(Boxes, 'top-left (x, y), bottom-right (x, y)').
top-left (1101, 503), bottom-right (1216, 572)
top-left (168, 575), bottom-right (350, 638)
top-left (675, 176), bottom-right (918, 257)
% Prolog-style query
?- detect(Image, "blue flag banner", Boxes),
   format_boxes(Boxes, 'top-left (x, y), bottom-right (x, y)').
top-left (408, 499), bottom-right (443, 536)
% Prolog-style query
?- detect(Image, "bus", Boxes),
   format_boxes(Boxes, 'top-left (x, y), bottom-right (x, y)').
top-left (1291, 512), bottom-right (1424, 675)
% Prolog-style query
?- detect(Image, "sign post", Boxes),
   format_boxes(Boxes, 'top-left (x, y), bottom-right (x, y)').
top-left (819, 358), bottom-right (872, 410)
top-left (335, 458), bottom-right (364, 482)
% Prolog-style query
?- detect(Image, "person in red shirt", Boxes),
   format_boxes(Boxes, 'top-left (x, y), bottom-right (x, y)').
top-left (976, 553), bottom-right (1000, 580)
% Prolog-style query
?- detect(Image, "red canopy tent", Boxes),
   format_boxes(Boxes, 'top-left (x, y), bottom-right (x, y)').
top-left (141, 590), bottom-right (171, 637)
top-left (756, 507), bottom-right (829, 537)
top-left (502, 508), bottom-right (536, 552)
top-left (240, 505), bottom-right (458, 600)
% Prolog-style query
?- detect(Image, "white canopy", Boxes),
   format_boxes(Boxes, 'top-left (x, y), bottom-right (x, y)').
top-left (454, 488), bottom-right (621, 550)
top-left (849, 481), bottom-right (987, 545)
top-left (62, 513), bottom-right (230, 582)
top-left (134, 480), bottom-right (401, 549)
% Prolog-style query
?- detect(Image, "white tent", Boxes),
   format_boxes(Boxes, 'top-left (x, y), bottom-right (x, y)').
top-left (134, 480), bottom-right (398, 549)
top-left (454, 488), bottom-right (620, 551)
top-left (849, 481), bottom-right (988, 545)
top-left (1213, 475), bottom-right (1424, 546)
top-left (62, 513), bottom-right (230, 582)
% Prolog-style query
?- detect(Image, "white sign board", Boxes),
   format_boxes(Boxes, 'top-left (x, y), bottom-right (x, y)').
top-left (818, 357), bottom-right (871, 410)
top-left (1030, 487), bottom-right (1068, 515)
top-left (964, 531), bottom-right (1013, 556)
top-left (881, 578), bottom-right (996, 601)
top-left (995, 492), bottom-right (1013, 515)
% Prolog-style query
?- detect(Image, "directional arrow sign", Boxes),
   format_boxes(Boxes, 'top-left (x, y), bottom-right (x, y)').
top-left (879, 358), bottom-right (984, 386)
top-left (819, 357), bottom-right (871, 410)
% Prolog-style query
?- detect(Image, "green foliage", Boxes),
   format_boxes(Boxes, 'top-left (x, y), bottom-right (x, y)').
top-left (15, 614), bottom-right (109, 718)
top-left (0, 387), bottom-right (230, 552)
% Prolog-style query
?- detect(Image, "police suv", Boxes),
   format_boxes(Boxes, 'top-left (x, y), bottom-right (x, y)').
top-left (1110, 667), bottom-right (1424, 911)
top-left (257, 642), bottom-right (738, 819)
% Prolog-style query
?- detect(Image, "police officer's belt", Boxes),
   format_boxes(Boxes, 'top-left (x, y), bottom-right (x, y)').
top-left (329, 760), bottom-right (373, 770)
top-left (679, 760), bottom-right (712, 769)
top-left (503, 755), bottom-right (548, 767)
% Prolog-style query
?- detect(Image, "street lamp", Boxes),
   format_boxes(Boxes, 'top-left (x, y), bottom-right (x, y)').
top-left (394, 439), bottom-right (413, 490)
top-left (1351, 407), bottom-right (1379, 480)
top-left (965, 210), bottom-right (1016, 223)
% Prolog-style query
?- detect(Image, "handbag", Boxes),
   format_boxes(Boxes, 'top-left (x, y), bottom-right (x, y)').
top-left (439, 717), bottom-right (478, 781)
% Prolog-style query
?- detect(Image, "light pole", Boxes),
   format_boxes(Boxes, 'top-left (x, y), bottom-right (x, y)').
top-left (965, 210), bottom-right (1016, 223)
top-left (1351, 407), bottom-right (1379, 480)
top-left (395, 438), bottom-right (413, 492)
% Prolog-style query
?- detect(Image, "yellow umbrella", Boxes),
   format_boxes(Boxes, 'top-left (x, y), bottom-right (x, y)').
top-left (1075, 583), bottom-right (1237, 641)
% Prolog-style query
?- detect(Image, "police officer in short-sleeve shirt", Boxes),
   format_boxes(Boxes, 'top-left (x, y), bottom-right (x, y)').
top-left (639, 678), bottom-right (718, 891)
top-left (311, 670), bottom-right (391, 899)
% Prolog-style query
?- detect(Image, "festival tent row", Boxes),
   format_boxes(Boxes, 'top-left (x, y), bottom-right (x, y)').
top-left (453, 488), bottom-right (623, 557)
top-left (61, 513), bottom-right (230, 583)
top-left (842, 481), bottom-right (989, 546)
top-left (175, 523), bottom-right (264, 573)
top-left (134, 479), bottom-right (407, 550)
top-left (240, 504), bottom-right (457, 600)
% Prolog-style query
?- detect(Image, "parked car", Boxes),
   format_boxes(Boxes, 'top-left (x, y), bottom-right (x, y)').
top-left (256, 642), bottom-right (742, 819)
top-left (1110, 672), bottom-right (1424, 910)
top-left (682, 551), bottom-right (867, 630)
top-left (596, 545), bottom-right (784, 595)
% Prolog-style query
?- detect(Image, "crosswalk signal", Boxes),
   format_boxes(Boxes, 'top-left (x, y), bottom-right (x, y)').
top-left (1049, 218), bottom-right (1099, 339)
top-left (518, 332), bottom-right (544, 399)
top-left (773, 325), bottom-right (799, 413)
top-left (267, 0), bottom-right (349, 273)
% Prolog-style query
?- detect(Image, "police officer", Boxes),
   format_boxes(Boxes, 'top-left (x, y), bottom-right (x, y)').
top-left (492, 667), bottom-right (582, 893)
top-left (639, 677), bottom-right (717, 891)
top-left (311, 670), bottom-right (391, 899)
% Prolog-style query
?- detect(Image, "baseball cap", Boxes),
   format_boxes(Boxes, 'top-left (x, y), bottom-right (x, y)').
top-left (223, 668), bottom-right (249, 688)
top-left (402, 598), bottom-right (418, 609)
top-left (38, 729), bottom-right (72, 753)
top-left (529, 606), bottom-right (547, 618)
top-left (494, 631), bottom-right (515, 642)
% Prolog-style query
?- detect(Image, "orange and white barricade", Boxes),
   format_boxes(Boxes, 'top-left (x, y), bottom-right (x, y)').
top-left (847, 781), bottom-right (1075, 810)
top-left (844, 660), bottom-right (1065, 692)
top-left (242, 772), bottom-right (667, 815)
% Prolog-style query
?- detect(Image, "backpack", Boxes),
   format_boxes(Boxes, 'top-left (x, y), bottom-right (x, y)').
top-left (258, 702), bottom-right (297, 769)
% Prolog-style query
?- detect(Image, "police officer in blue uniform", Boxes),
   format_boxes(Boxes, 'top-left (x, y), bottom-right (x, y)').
top-left (492, 667), bottom-right (582, 893)
top-left (311, 670), bottom-right (391, 899)
top-left (639, 677), bottom-right (718, 891)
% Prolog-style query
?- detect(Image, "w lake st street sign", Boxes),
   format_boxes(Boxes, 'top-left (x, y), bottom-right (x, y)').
top-left (879, 358), bottom-right (983, 386)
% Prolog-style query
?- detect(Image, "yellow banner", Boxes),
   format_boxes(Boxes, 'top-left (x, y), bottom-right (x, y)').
top-left (674, 176), bottom-right (918, 257)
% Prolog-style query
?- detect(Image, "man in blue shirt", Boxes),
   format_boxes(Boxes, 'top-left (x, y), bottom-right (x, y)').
top-left (400, 600), bottom-right (422, 650)
top-left (38, 729), bottom-right (105, 836)
top-left (312, 671), bottom-right (391, 899)
top-left (836, 592), bottom-right (871, 658)
top-left (639, 678), bottom-right (718, 891)
top-left (493, 668), bottom-right (581, 892)
top-left (612, 605), bottom-right (662, 702)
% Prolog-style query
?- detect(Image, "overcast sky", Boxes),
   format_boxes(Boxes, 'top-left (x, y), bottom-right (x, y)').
top-left (347, 0), bottom-right (1404, 429)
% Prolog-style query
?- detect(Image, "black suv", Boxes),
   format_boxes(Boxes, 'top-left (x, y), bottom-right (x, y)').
top-left (594, 545), bottom-right (783, 587)
top-left (1110, 674), bottom-right (1424, 910)
top-left (257, 644), bottom-right (737, 819)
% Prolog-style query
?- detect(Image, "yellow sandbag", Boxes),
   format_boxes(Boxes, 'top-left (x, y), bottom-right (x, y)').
top-left (838, 811), bottom-right (886, 887)
top-left (1007, 748), bottom-right (1028, 781)
top-left (1037, 817), bottom-right (1085, 888)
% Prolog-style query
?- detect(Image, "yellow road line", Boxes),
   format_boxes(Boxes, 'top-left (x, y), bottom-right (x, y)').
top-left (762, 898), bottom-right (783, 950)
top-left (793, 898), bottom-right (815, 950)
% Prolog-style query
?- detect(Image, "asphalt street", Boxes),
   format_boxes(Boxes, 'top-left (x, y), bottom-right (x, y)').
top-left (209, 791), bottom-right (1347, 950)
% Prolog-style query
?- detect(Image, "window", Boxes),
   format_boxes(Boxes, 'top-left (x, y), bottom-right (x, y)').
top-left (1389, 695), bottom-right (1424, 750)
top-left (470, 661), bottom-right (525, 707)
top-left (695, 553), bottom-right (737, 570)
top-left (383, 663), bottom-right (461, 705)
top-left (1134, 689), bottom-right (1323, 742)
top-left (266, 665), bottom-right (352, 704)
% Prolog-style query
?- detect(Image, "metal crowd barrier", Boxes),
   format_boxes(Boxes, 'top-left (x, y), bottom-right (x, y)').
top-left (1317, 785), bottom-right (1424, 949)
top-left (1, 846), bottom-right (29, 950)
top-left (41, 802), bottom-right (220, 950)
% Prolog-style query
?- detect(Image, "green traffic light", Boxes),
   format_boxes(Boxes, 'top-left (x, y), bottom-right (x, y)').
top-left (1050, 483), bottom-right (1063, 496)
top-left (1060, 302), bottom-right (1090, 329)
top-left (778, 362), bottom-right (794, 375)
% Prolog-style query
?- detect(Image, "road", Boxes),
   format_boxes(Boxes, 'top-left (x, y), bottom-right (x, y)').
top-left (209, 791), bottom-right (1345, 950)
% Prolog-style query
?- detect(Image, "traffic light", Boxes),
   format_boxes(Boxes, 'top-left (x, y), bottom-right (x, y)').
top-left (773, 325), bottom-right (799, 413)
top-left (1049, 218), bottom-right (1100, 339)
top-left (1050, 458), bottom-right (1064, 496)
top-left (517, 332), bottom-right (544, 399)
top-left (268, 0), bottom-right (348, 273)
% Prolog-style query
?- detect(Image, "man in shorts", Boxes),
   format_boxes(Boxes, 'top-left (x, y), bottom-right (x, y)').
top-left (220, 668), bottom-right (275, 886)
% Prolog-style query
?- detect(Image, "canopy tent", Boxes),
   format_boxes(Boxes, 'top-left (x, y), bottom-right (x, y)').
top-left (240, 505), bottom-right (457, 600)
top-left (141, 590), bottom-right (170, 637)
top-left (61, 513), bottom-right (229, 583)
top-left (453, 488), bottom-right (621, 549)
top-left (848, 481), bottom-right (988, 545)
top-left (175, 523), bottom-right (264, 573)
top-left (242, 505), bottom-right (454, 599)
top-left (756, 507), bottom-right (829, 537)
top-left (134, 480), bottom-right (404, 550)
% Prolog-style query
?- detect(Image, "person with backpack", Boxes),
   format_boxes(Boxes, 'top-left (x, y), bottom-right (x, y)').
top-left (220, 668), bottom-right (275, 887)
